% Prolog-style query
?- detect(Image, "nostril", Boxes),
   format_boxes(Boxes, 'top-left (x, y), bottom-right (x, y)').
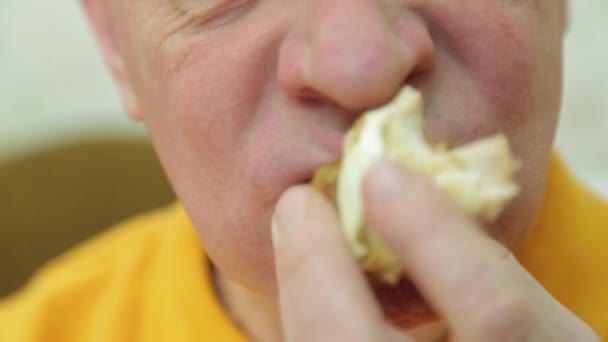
top-left (404, 66), bottom-right (431, 90)
top-left (296, 87), bottom-right (327, 107)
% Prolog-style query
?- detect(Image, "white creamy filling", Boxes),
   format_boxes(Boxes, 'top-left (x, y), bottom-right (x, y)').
top-left (338, 108), bottom-right (389, 256)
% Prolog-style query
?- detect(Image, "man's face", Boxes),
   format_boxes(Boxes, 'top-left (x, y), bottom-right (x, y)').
top-left (90, 0), bottom-right (566, 326)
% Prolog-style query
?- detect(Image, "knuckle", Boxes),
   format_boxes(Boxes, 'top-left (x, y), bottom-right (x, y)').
top-left (291, 320), bottom-right (379, 342)
top-left (275, 237), bottom-right (317, 276)
top-left (470, 290), bottom-right (537, 341)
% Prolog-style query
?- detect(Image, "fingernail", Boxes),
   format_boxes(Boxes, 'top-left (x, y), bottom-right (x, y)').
top-left (368, 161), bottom-right (406, 202)
top-left (272, 187), bottom-right (309, 242)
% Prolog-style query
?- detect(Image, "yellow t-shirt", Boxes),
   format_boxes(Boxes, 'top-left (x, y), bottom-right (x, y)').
top-left (0, 156), bottom-right (606, 341)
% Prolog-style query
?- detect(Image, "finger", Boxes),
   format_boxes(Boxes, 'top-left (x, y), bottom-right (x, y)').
top-left (272, 185), bottom-right (402, 341)
top-left (363, 161), bottom-right (537, 340)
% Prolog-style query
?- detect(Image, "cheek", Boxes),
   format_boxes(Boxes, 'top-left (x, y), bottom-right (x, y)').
top-left (421, 1), bottom-right (557, 159)
top-left (424, 3), bottom-right (561, 249)
top-left (128, 20), bottom-right (288, 294)
top-left (139, 24), bottom-right (272, 190)
top-left (152, 36), bottom-right (267, 225)
top-left (165, 38), bottom-right (258, 155)
top-left (450, 6), bottom-right (537, 127)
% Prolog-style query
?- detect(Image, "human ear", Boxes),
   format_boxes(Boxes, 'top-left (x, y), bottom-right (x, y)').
top-left (81, 0), bottom-right (142, 121)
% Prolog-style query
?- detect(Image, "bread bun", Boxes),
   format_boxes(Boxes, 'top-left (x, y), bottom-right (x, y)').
top-left (312, 86), bottom-right (519, 284)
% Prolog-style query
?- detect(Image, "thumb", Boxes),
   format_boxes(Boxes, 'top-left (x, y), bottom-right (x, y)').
top-left (272, 185), bottom-right (396, 341)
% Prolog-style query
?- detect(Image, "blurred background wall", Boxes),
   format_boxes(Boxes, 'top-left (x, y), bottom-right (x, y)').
top-left (0, 1), bottom-right (607, 197)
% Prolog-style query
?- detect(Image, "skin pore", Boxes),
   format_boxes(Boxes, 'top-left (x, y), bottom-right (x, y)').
top-left (83, 0), bottom-right (572, 340)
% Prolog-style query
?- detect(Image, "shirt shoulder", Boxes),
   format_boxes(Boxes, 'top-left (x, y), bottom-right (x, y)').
top-left (518, 155), bottom-right (608, 339)
top-left (0, 204), bottom-right (245, 342)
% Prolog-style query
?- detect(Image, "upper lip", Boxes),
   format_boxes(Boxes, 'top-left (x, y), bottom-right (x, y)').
top-left (303, 99), bottom-right (361, 155)
top-left (291, 103), bottom-right (362, 184)
top-left (292, 132), bottom-right (344, 186)
top-left (309, 126), bottom-right (344, 158)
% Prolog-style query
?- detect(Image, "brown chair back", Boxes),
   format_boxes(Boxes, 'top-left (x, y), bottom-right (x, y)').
top-left (0, 138), bottom-right (175, 297)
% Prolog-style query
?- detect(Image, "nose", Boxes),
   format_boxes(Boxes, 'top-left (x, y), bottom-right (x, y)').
top-left (278, 0), bottom-right (435, 111)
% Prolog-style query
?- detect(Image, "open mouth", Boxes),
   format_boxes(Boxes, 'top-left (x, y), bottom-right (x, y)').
top-left (300, 176), bottom-right (313, 185)
top-left (370, 277), bottom-right (439, 329)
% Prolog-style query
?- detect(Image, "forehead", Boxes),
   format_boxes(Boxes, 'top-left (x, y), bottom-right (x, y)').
top-left (115, 0), bottom-right (565, 14)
